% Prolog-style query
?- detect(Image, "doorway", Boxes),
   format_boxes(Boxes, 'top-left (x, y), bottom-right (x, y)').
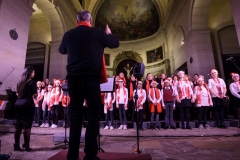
top-left (25, 42), bottom-right (46, 81)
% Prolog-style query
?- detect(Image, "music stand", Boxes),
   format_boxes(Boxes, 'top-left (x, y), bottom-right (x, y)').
top-left (98, 78), bottom-right (115, 153)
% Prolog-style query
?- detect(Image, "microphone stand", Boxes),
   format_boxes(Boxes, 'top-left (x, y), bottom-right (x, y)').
top-left (0, 67), bottom-right (15, 87)
top-left (229, 58), bottom-right (240, 72)
top-left (133, 79), bottom-right (141, 154)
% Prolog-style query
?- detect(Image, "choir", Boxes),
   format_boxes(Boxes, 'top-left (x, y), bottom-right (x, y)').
top-left (32, 69), bottom-right (240, 130)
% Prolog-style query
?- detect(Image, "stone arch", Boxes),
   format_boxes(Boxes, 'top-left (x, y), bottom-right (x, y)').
top-left (191, 0), bottom-right (212, 30)
top-left (34, 0), bottom-right (64, 41)
top-left (112, 51), bottom-right (143, 75)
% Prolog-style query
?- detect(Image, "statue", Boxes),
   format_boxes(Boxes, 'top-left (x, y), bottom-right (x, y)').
top-left (124, 63), bottom-right (133, 79)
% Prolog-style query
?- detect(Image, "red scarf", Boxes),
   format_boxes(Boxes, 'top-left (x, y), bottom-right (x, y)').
top-left (77, 21), bottom-right (107, 84)
top-left (161, 79), bottom-right (164, 88)
top-left (129, 82), bottom-right (133, 100)
top-left (77, 21), bottom-right (92, 27)
top-left (145, 80), bottom-right (151, 94)
top-left (177, 80), bottom-right (191, 99)
top-left (185, 80), bottom-right (191, 99)
top-left (193, 80), bottom-right (197, 85)
top-left (213, 78), bottom-right (222, 96)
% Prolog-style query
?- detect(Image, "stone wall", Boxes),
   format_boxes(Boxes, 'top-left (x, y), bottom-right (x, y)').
top-left (0, 0), bottom-right (34, 94)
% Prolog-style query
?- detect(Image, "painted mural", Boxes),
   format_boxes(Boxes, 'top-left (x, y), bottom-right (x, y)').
top-left (146, 46), bottom-right (163, 63)
top-left (104, 54), bottom-right (110, 66)
top-left (95, 0), bottom-right (160, 41)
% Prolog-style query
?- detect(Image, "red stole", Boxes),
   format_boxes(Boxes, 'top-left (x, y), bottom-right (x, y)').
top-left (129, 82), bottom-right (133, 100)
top-left (213, 78), bottom-right (222, 96)
top-left (145, 80), bottom-right (151, 94)
top-left (62, 95), bottom-right (70, 107)
top-left (149, 88), bottom-right (162, 113)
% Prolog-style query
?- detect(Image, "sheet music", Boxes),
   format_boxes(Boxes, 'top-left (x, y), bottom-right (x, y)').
top-left (100, 78), bottom-right (115, 92)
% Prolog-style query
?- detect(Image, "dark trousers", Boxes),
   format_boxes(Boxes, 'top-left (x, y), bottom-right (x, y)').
top-left (118, 104), bottom-right (127, 125)
top-left (197, 107), bottom-right (208, 125)
top-left (42, 107), bottom-right (51, 124)
top-left (144, 101), bottom-right (150, 121)
top-left (128, 100), bottom-right (134, 121)
top-left (63, 107), bottom-right (69, 126)
top-left (165, 102), bottom-right (174, 126)
top-left (34, 107), bottom-right (41, 124)
top-left (212, 97), bottom-right (225, 122)
top-left (105, 110), bottom-right (113, 126)
top-left (150, 112), bottom-right (160, 127)
top-left (232, 95), bottom-right (240, 122)
top-left (51, 105), bottom-right (60, 125)
top-left (135, 109), bottom-right (143, 127)
top-left (180, 107), bottom-right (190, 125)
top-left (67, 78), bottom-right (100, 160)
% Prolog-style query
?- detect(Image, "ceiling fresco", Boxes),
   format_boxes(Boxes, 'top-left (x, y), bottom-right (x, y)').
top-left (95, 0), bottom-right (160, 41)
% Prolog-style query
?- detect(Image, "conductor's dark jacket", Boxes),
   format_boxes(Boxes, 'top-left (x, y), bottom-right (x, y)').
top-left (59, 25), bottom-right (119, 80)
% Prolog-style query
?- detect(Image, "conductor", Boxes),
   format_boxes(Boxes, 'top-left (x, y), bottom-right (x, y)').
top-left (59, 10), bottom-right (119, 160)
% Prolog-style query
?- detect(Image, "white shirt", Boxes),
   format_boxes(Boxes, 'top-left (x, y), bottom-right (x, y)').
top-left (116, 87), bottom-right (128, 105)
top-left (208, 78), bottom-right (226, 97)
top-left (174, 80), bottom-right (193, 99)
top-left (42, 92), bottom-right (51, 109)
top-left (148, 88), bottom-right (162, 104)
top-left (229, 82), bottom-right (240, 99)
top-left (133, 89), bottom-right (146, 110)
top-left (194, 86), bottom-right (213, 107)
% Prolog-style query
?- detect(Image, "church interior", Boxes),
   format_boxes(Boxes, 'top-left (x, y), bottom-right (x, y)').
top-left (0, 0), bottom-right (240, 93)
top-left (0, 1), bottom-right (240, 159)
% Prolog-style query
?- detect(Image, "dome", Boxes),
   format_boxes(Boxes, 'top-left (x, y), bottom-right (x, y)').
top-left (95, 0), bottom-right (160, 41)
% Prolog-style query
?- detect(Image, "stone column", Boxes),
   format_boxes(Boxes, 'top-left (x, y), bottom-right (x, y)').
top-left (184, 29), bottom-right (215, 79)
top-left (0, 0), bottom-right (34, 94)
top-left (48, 40), bottom-right (67, 81)
top-left (230, 0), bottom-right (240, 46)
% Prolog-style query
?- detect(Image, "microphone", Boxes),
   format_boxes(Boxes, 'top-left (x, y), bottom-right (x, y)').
top-left (226, 57), bottom-right (233, 61)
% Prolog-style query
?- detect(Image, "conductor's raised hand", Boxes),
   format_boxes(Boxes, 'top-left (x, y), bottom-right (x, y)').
top-left (105, 24), bottom-right (112, 35)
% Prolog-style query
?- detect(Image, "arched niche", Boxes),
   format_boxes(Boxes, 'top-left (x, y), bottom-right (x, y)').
top-left (112, 51), bottom-right (143, 75)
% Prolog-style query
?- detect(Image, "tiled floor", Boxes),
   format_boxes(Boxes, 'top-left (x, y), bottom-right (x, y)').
top-left (1, 133), bottom-right (240, 160)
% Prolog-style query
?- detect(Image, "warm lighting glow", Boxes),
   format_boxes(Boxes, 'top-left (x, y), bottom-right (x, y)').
top-left (181, 41), bottom-right (184, 45)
